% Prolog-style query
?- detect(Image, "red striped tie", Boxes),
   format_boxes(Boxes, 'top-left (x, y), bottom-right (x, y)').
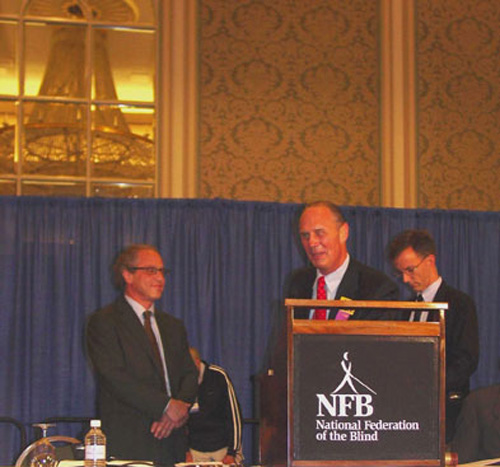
top-left (314, 276), bottom-right (327, 320)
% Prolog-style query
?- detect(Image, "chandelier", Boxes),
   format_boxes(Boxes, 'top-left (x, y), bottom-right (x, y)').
top-left (0, 0), bottom-right (154, 181)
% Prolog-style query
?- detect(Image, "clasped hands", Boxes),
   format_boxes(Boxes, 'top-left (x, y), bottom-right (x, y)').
top-left (150, 398), bottom-right (190, 439)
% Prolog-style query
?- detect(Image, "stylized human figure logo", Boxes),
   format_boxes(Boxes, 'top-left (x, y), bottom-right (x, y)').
top-left (332, 352), bottom-right (377, 395)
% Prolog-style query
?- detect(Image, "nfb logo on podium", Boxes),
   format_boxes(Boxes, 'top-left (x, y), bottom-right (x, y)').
top-left (316, 351), bottom-right (376, 418)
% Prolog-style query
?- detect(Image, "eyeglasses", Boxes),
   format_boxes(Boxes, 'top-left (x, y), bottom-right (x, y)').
top-left (128, 266), bottom-right (170, 276)
top-left (393, 255), bottom-right (428, 278)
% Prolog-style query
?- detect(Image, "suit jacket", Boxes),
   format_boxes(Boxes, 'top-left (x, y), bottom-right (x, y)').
top-left (451, 385), bottom-right (500, 463)
top-left (404, 281), bottom-right (479, 442)
top-left (433, 281), bottom-right (479, 442)
top-left (434, 281), bottom-right (479, 396)
top-left (86, 296), bottom-right (198, 465)
top-left (286, 258), bottom-right (399, 320)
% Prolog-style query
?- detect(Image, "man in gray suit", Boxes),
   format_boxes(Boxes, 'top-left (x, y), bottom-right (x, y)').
top-left (87, 244), bottom-right (198, 466)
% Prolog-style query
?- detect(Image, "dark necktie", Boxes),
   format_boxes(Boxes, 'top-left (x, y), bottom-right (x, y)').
top-left (413, 294), bottom-right (424, 321)
top-left (143, 311), bottom-right (165, 375)
top-left (314, 276), bottom-right (327, 320)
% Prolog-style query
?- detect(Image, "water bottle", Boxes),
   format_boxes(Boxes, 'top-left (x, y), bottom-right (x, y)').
top-left (84, 420), bottom-right (106, 467)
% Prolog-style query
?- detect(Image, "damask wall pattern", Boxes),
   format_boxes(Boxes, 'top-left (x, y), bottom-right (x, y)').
top-left (417, 1), bottom-right (500, 210)
top-left (199, 0), bottom-right (381, 204)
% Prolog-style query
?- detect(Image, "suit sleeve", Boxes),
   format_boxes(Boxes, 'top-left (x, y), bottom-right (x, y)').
top-left (451, 390), bottom-right (481, 463)
top-left (86, 310), bottom-right (169, 420)
top-left (285, 267), bottom-right (313, 299)
top-left (446, 292), bottom-right (479, 392)
top-left (352, 264), bottom-right (400, 320)
top-left (372, 275), bottom-right (399, 301)
top-left (164, 319), bottom-right (199, 404)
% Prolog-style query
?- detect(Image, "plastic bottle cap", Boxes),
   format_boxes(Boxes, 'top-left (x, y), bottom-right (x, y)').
top-left (90, 420), bottom-right (101, 428)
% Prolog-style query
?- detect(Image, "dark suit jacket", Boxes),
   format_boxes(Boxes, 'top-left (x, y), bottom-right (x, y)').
top-left (86, 296), bottom-right (198, 465)
top-left (286, 258), bottom-right (399, 320)
top-left (451, 385), bottom-right (500, 463)
top-left (434, 281), bottom-right (479, 396)
top-left (433, 281), bottom-right (479, 442)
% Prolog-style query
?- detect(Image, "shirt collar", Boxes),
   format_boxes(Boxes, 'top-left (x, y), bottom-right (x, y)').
top-left (124, 294), bottom-right (156, 322)
top-left (315, 254), bottom-right (350, 297)
top-left (420, 276), bottom-right (442, 302)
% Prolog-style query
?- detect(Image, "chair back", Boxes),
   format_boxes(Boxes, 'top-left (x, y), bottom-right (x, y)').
top-left (0, 417), bottom-right (27, 465)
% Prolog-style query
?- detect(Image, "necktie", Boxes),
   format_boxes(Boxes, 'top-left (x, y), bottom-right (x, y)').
top-left (314, 276), bottom-right (327, 320)
top-left (412, 294), bottom-right (424, 321)
top-left (143, 311), bottom-right (165, 376)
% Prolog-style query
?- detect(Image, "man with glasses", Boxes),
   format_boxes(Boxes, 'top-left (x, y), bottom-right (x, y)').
top-left (387, 229), bottom-right (479, 442)
top-left (86, 244), bottom-right (198, 466)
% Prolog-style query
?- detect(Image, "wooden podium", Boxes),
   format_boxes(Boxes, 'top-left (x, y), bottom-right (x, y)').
top-left (259, 299), bottom-right (448, 467)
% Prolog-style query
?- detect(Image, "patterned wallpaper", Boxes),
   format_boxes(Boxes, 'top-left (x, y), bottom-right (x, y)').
top-left (199, 0), bottom-right (500, 210)
top-left (417, 1), bottom-right (500, 210)
top-left (199, 0), bottom-right (381, 204)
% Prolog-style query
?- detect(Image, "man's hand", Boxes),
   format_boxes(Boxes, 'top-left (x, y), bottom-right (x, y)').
top-left (166, 398), bottom-right (190, 423)
top-left (150, 414), bottom-right (176, 439)
top-left (150, 399), bottom-right (190, 439)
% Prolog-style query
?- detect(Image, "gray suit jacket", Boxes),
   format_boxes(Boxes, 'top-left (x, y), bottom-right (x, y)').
top-left (86, 296), bottom-right (198, 465)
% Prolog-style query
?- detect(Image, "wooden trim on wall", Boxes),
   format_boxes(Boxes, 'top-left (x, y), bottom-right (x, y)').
top-left (158, 0), bottom-right (199, 198)
top-left (380, 0), bottom-right (417, 208)
top-left (157, 0), bottom-right (417, 204)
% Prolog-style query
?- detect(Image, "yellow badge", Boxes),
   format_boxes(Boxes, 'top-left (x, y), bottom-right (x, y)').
top-left (339, 296), bottom-right (355, 315)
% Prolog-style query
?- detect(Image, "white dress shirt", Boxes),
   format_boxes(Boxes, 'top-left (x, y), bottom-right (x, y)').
top-left (125, 294), bottom-right (172, 395)
top-left (309, 255), bottom-right (350, 319)
top-left (410, 276), bottom-right (443, 322)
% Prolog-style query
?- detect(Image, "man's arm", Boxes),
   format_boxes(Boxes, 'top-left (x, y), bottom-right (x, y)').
top-left (351, 262), bottom-right (400, 319)
top-left (451, 390), bottom-right (482, 463)
top-left (86, 309), bottom-right (169, 420)
top-left (163, 320), bottom-right (199, 404)
top-left (150, 400), bottom-right (190, 439)
top-left (446, 292), bottom-right (479, 391)
top-left (371, 273), bottom-right (399, 301)
top-left (150, 314), bottom-right (198, 438)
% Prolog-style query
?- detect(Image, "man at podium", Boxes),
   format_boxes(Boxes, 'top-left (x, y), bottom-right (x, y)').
top-left (286, 201), bottom-right (399, 319)
top-left (387, 229), bottom-right (479, 442)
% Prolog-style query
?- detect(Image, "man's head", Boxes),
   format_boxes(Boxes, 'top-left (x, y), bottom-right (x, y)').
top-left (387, 229), bottom-right (439, 293)
top-left (113, 244), bottom-right (166, 308)
top-left (298, 201), bottom-right (349, 275)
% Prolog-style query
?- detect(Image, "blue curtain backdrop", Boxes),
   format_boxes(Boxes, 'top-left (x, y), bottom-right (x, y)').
top-left (0, 196), bottom-right (499, 464)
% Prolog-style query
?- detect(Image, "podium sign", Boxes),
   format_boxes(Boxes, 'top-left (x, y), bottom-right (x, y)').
top-left (259, 299), bottom-right (447, 467)
top-left (293, 334), bottom-right (439, 461)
